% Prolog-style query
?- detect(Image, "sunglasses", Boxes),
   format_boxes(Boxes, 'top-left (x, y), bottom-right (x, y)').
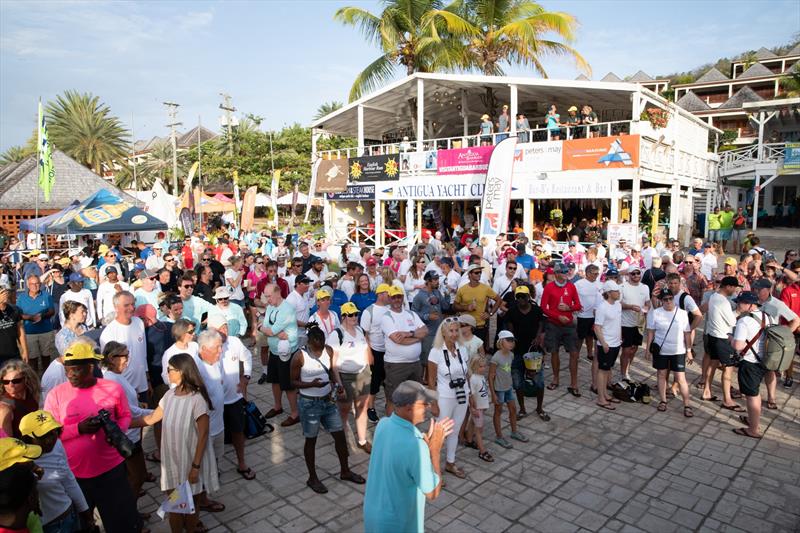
top-left (182, 284), bottom-right (194, 289)
top-left (187, 329), bottom-right (196, 334)
top-left (217, 298), bottom-right (229, 302)
top-left (167, 367), bottom-right (179, 373)
top-left (342, 313), bottom-right (358, 318)
top-left (443, 316), bottom-right (460, 324)
top-left (1, 378), bottom-right (23, 385)
top-left (661, 297), bottom-right (674, 302)
top-left (256, 261), bottom-right (264, 264)
top-left (507, 265), bottom-right (517, 270)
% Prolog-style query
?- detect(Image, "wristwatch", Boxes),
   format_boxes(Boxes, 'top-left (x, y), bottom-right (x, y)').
top-left (244, 375), bottom-right (251, 380)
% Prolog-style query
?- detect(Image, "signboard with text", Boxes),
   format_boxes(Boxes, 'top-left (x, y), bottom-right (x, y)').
top-left (437, 146), bottom-right (494, 175)
top-left (607, 223), bottom-right (638, 246)
top-left (326, 184), bottom-right (376, 201)
top-left (513, 141), bottom-right (563, 174)
top-left (348, 154), bottom-right (400, 182)
top-left (399, 150), bottom-right (437, 175)
top-left (562, 135), bottom-right (640, 170)
top-left (315, 159), bottom-right (349, 193)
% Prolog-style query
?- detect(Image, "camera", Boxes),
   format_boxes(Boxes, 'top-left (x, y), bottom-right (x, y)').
top-left (93, 409), bottom-right (135, 458)
top-left (448, 378), bottom-right (465, 389)
top-left (449, 378), bottom-right (467, 405)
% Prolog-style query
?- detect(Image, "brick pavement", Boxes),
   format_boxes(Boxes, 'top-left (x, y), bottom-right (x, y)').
top-left (138, 339), bottom-right (800, 533)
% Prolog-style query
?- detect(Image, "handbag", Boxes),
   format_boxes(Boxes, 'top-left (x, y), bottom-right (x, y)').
top-left (649, 310), bottom-right (677, 357)
top-left (244, 401), bottom-right (273, 439)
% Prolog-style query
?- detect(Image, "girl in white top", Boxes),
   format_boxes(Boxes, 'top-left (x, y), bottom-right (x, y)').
top-left (464, 356), bottom-right (493, 462)
top-left (458, 314), bottom-right (485, 360)
top-left (427, 317), bottom-right (470, 479)
top-left (403, 255), bottom-right (428, 303)
top-left (160, 318), bottom-right (199, 384)
top-left (308, 290), bottom-right (340, 337)
top-left (224, 257), bottom-right (246, 303)
top-left (328, 302), bottom-right (373, 451)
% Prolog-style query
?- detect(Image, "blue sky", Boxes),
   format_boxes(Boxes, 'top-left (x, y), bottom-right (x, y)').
top-left (1, 0), bottom-right (798, 152)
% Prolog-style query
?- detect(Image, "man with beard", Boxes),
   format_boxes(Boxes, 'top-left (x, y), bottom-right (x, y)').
top-left (540, 263), bottom-right (582, 396)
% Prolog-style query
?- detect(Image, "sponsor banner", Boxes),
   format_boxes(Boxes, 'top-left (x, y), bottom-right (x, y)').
top-left (607, 223), bottom-right (638, 247)
top-left (513, 141), bottom-right (563, 173)
top-left (315, 159), bottom-right (348, 192)
top-left (349, 154), bottom-right (400, 182)
top-left (326, 184), bottom-right (375, 201)
top-left (437, 146), bottom-right (494, 175)
top-left (480, 137), bottom-right (517, 239)
top-left (784, 142), bottom-right (800, 170)
top-left (399, 150), bottom-right (437, 175)
top-left (562, 135), bottom-right (640, 170)
top-left (527, 177), bottom-right (612, 198)
top-left (378, 175), bottom-right (486, 200)
top-left (239, 186), bottom-right (257, 231)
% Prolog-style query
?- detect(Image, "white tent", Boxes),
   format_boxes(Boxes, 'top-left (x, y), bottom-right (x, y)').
top-left (276, 192), bottom-right (322, 206)
top-left (125, 180), bottom-right (179, 241)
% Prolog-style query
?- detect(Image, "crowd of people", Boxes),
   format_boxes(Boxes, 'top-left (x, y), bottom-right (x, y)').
top-left (0, 224), bottom-right (798, 532)
top-left (476, 102), bottom-right (609, 146)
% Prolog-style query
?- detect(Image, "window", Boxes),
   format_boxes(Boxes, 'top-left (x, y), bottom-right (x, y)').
top-left (772, 185), bottom-right (797, 205)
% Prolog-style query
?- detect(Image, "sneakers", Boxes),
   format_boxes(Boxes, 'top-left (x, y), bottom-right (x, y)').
top-left (494, 437), bottom-right (513, 449)
top-left (784, 377), bottom-right (794, 388)
top-left (510, 431), bottom-right (529, 443)
top-left (367, 408), bottom-right (379, 423)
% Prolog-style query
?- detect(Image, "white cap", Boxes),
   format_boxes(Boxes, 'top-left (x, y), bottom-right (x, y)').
top-left (603, 280), bottom-right (622, 292)
top-left (207, 313), bottom-right (228, 330)
top-left (214, 286), bottom-right (233, 300)
top-left (497, 330), bottom-right (515, 340)
top-left (466, 264), bottom-right (483, 274)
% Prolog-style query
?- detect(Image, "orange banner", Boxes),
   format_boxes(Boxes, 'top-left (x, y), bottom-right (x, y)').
top-left (562, 134), bottom-right (640, 170)
top-left (240, 186), bottom-right (257, 231)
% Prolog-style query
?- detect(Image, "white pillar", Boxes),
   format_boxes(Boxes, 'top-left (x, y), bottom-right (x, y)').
top-left (523, 198), bottom-right (532, 237)
top-left (406, 200), bottom-right (416, 247)
top-left (631, 175), bottom-right (641, 229)
top-left (610, 178), bottom-right (620, 223)
top-left (757, 110), bottom-right (765, 161)
top-left (374, 200), bottom-right (382, 247)
top-left (631, 90), bottom-right (642, 134)
top-left (357, 105), bottom-right (365, 156)
top-left (416, 78), bottom-right (425, 151)
top-left (461, 90), bottom-right (469, 137)
top-left (509, 84), bottom-right (518, 136)
top-left (669, 183), bottom-right (680, 241)
top-left (752, 174), bottom-right (761, 231)
top-left (728, 84), bottom-right (733, 97)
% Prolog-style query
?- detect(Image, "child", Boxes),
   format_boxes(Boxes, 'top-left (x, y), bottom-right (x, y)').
top-left (490, 331), bottom-right (528, 448)
top-left (465, 357), bottom-right (493, 462)
top-left (458, 314), bottom-right (486, 361)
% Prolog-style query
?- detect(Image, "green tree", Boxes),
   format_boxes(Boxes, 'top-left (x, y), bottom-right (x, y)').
top-left (779, 65), bottom-right (800, 97)
top-left (45, 90), bottom-right (129, 175)
top-left (313, 101), bottom-right (344, 121)
top-left (335, 0), bottom-right (461, 101)
top-left (115, 141), bottom-right (184, 190)
top-left (0, 145), bottom-right (33, 167)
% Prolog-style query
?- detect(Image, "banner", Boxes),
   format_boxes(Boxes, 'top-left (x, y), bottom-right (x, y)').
top-left (562, 135), bottom-right (640, 170)
top-left (179, 208), bottom-right (192, 235)
top-left (326, 184), bottom-right (375, 201)
top-left (378, 176), bottom-right (485, 200)
top-left (513, 141), bottom-right (563, 173)
top-left (348, 154), bottom-right (400, 182)
top-left (437, 146), bottom-right (494, 175)
top-left (480, 137), bottom-right (517, 239)
top-left (527, 177), bottom-right (612, 198)
top-left (270, 169), bottom-right (281, 227)
top-left (240, 186), bottom-right (257, 231)
top-left (399, 150), bottom-right (437, 175)
top-left (315, 159), bottom-right (348, 192)
top-left (607, 223), bottom-right (638, 246)
top-left (784, 142), bottom-right (800, 170)
top-left (37, 101), bottom-right (55, 201)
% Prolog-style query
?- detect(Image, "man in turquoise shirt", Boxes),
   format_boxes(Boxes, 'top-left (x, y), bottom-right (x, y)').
top-left (177, 275), bottom-right (215, 331)
top-left (363, 381), bottom-right (453, 533)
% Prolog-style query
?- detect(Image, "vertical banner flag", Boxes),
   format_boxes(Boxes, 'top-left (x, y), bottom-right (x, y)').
top-left (305, 159), bottom-right (321, 224)
top-left (37, 101), bottom-right (55, 201)
top-left (479, 137), bottom-right (517, 240)
top-left (240, 186), bottom-right (257, 231)
top-left (270, 169), bottom-right (281, 227)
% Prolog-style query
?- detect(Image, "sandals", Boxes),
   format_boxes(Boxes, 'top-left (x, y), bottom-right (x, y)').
top-left (657, 401), bottom-right (667, 412)
top-left (597, 403), bottom-right (616, 411)
top-left (478, 451), bottom-right (494, 463)
top-left (510, 431), bottom-right (529, 443)
top-left (340, 471), bottom-right (366, 484)
top-left (730, 389), bottom-right (743, 399)
top-left (494, 437), bottom-right (513, 449)
top-left (145, 451), bottom-right (160, 463)
top-left (701, 396), bottom-right (718, 402)
top-left (445, 463), bottom-right (466, 479)
top-left (546, 383), bottom-right (559, 391)
top-left (732, 427), bottom-right (762, 439)
top-left (280, 416), bottom-right (300, 427)
top-left (683, 406), bottom-right (694, 418)
top-left (721, 404), bottom-right (745, 412)
top-left (463, 440), bottom-right (479, 450)
top-left (516, 410), bottom-right (528, 420)
top-left (765, 401), bottom-right (778, 410)
top-left (567, 387), bottom-right (582, 398)
top-left (536, 410), bottom-right (551, 422)
top-left (237, 467), bottom-right (256, 480)
top-left (307, 478), bottom-right (328, 494)
top-left (199, 500), bottom-right (225, 513)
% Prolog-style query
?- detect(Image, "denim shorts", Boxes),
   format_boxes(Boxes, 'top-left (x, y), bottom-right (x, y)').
top-left (298, 395), bottom-right (343, 438)
top-left (495, 388), bottom-right (515, 404)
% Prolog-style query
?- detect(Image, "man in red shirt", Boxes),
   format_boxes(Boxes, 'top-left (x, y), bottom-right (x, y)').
top-left (779, 260), bottom-right (800, 387)
top-left (541, 262), bottom-right (583, 396)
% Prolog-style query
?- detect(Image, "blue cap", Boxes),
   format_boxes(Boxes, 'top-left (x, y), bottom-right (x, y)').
top-left (134, 263), bottom-right (146, 271)
top-left (733, 291), bottom-right (760, 305)
top-left (606, 267), bottom-right (619, 276)
top-left (68, 273), bottom-right (84, 283)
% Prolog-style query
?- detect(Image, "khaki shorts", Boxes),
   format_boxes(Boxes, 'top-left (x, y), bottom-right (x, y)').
top-left (383, 361), bottom-right (422, 403)
top-left (339, 367), bottom-right (372, 403)
top-left (27, 330), bottom-right (56, 360)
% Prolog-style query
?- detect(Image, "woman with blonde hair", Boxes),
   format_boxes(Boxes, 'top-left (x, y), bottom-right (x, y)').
top-left (0, 359), bottom-right (40, 438)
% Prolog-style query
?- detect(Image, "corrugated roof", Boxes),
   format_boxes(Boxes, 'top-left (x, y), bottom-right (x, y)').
top-left (574, 74), bottom-right (590, 81)
top-left (717, 86), bottom-right (764, 110)
top-left (787, 43), bottom-right (800, 57)
top-left (628, 70), bottom-right (653, 82)
top-left (695, 67), bottom-right (729, 83)
top-left (0, 150), bottom-right (142, 210)
top-left (177, 125), bottom-right (218, 148)
top-left (676, 91), bottom-right (712, 112)
top-left (600, 72), bottom-right (622, 82)
top-left (738, 63), bottom-right (775, 79)
top-left (754, 47), bottom-right (778, 60)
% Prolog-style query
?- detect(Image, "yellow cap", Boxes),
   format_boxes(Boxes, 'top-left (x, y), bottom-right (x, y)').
top-left (27, 250), bottom-right (41, 258)
top-left (724, 257), bottom-right (737, 266)
top-left (19, 410), bottom-right (62, 438)
top-left (56, 257), bottom-right (71, 267)
top-left (340, 302), bottom-right (359, 315)
top-left (63, 341), bottom-right (103, 365)
top-left (388, 285), bottom-right (404, 297)
top-left (98, 244), bottom-right (109, 254)
top-left (514, 286), bottom-right (530, 295)
top-left (315, 289), bottom-right (332, 300)
top-left (0, 438), bottom-right (42, 471)
top-left (375, 283), bottom-right (391, 294)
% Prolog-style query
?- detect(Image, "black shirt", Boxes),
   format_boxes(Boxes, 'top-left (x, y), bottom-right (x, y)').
top-left (208, 260), bottom-right (225, 288)
top-left (642, 268), bottom-right (666, 297)
top-left (194, 281), bottom-right (215, 304)
top-left (0, 304), bottom-right (22, 360)
top-left (301, 254), bottom-right (322, 275)
top-left (504, 302), bottom-right (544, 360)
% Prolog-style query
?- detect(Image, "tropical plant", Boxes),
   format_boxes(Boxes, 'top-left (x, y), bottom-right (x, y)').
top-left (44, 90), bottom-right (129, 175)
top-left (115, 140), bottom-right (183, 191)
top-left (739, 51), bottom-right (758, 71)
top-left (779, 65), bottom-right (800, 97)
top-left (0, 145), bottom-right (33, 167)
top-left (314, 101), bottom-right (344, 121)
top-left (335, 0), bottom-right (461, 101)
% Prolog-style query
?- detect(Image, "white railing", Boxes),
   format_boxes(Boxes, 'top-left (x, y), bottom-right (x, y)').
top-left (317, 120), bottom-right (634, 160)
top-left (718, 142), bottom-right (785, 173)
top-left (639, 137), bottom-right (718, 185)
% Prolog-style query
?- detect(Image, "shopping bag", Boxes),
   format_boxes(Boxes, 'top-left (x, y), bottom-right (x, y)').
top-left (157, 480), bottom-right (195, 519)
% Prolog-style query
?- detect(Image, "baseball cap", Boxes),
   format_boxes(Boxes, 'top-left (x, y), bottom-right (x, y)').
top-left (440, 257), bottom-right (455, 267)
top-left (603, 280), bottom-right (622, 292)
top-left (751, 278), bottom-right (772, 290)
top-left (104, 265), bottom-right (119, 275)
top-left (457, 314), bottom-right (476, 327)
top-left (375, 283), bottom-right (390, 295)
top-left (553, 262), bottom-right (569, 274)
top-left (657, 288), bottom-right (675, 300)
top-left (391, 380), bottom-right (437, 407)
top-left (628, 266), bottom-right (642, 274)
top-left (310, 256), bottom-right (324, 264)
top-left (213, 286), bottom-right (233, 300)
top-left (720, 276), bottom-right (741, 288)
top-left (138, 269), bottom-right (157, 280)
top-left (37, 253), bottom-right (49, 261)
top-left (19, 410), bottom-right (62, 438)
top-left (606, 267), bottom-right (620, 277)
top-left (68, 273), bottom-right (84, 283)
top-left (98, 244), bottom-right (109, 254)
top-left (568, 242), bottom-right (576, 247)
top-left (388, 285), bottom-right (404, 297)
top-left (724, 257), bottom-right (738, 266)
top-left (295, 274), bottom-right (311, 286)
top-left (56, 257), bottom-right (71, 267)
top-left (315, 289), bottom-right (331, 300)
top-left (423, 271), bottom-right (439, 281)
top-left (497, 330), bottom-right (515, 341)
top-left (63, 342), bottom-right (102, 365)
top-left (733, 291), bottom-right (760, 305)
top-left (152, 242), bottom-right (163, 249)
top-left (703, 242), bottom-right (712, 248)
top-left (514, 286), bottom-right (530, 296)
top-left (366, 257), bottom-right (378, 266)
top-left (0, 438), bottom-right (42, 471)
top-left (324, 272), bottom-right (339, 281)
top-left (207, 313), bottom-right (228, 329)
top-left (340, 302), bottom-right (359, 315)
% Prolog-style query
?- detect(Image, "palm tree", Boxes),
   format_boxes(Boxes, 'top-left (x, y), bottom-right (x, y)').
top-left (335, 0), bottom-right (461, 101)
top-left (0, 146), bottom-right (33, 167)
top-left (779, 65), bottom-right (800, 98)
top-left (45, 90), bottom-right (129, 175)
top-left (313, 101), bottom-right (344, 120)
top-left (116, 141), bottom-right (181, 190)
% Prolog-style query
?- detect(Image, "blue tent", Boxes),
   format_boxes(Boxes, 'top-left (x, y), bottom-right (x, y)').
top-left (45, 188), bottom-right (168, 235)
top-left (19, 201), bottom-right (79, 232)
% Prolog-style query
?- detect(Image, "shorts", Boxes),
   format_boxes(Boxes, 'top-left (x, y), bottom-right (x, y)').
top-left (511, 359), bottom-right (525, 391)
top-left (737, 360), bottom-right (768, 397)
top-left (734, 228), bottom-right (749, 241)
top-left (719, 229), bottom-right (733, 241)
top-left (339, 367), bottom-right (371, 403)
top-left (706, 335), bottom-right (735, 367)
top-left (544, 322), bottom-right (578, 353)
top-left (26, 330), bottom-right (56, 359)
top-left (621, 326), bottom-right (643, 348)
top-left (298, 395), bottom-right (343, 438)
top-left (223, 397), bottom-right (247, 434)
top-left (577, 317), bottom-right (596, 339)
top-left (383, 361), bottom-right (422, 402)
top-left (494, 389), bottom-right (515, 404)
top-left (471, 408), bottom-right (486, 428)
top-left (266, 351), bottom-right (295, 391)
top-left (597, 345), bottom-right (621, 371)
top-left (652, 353), bottom-right (686, 372)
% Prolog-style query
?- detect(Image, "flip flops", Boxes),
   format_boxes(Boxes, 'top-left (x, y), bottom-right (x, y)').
top-left (546, 383), bottom-right (559, 391)
top-left (567, 387), bottom-right (582, 398)
top-left (721, 403), bottom-right (745, 412)
top-left (701, 396), bottom-right (718, 402)
top-left (597, 403), bottom-right (616, 411)
top-left (536, 410), bottom-right (551, 422)
top-left (478, 451), bottom-right (494, 462)
top-left (732, 427), bottom-right (762, 439)
top-left (237, 468), bottom-right (256, 480)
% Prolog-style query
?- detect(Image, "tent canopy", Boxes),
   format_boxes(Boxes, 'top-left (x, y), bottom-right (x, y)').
top-left (276, 192), bottom-right (323, 206)
top-left (180, 188), bottom-right (236, 213)
top-left (46, 189), bottom-right (168, 235)
top-left (19, 201), bottom-right (79, 232)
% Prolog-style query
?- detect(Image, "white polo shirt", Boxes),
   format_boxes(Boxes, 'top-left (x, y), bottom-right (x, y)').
top-left (380, 309), bottom-right (424, 363)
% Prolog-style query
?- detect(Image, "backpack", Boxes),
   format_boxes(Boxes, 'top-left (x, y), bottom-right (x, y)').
top-left (333, 326), bottom-right (364, 345)
top-left (678, 292), bottom-right (689, 311)
top-left (744, 313), bottom-right (796, 371)
top-left (244, 400), bottom-right (274, 439)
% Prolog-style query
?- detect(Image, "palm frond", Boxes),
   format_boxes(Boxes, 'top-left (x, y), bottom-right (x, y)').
top-left (349, 55), bottom-right (399, 102)
top-left (334, 6), bottom-right (383, 46)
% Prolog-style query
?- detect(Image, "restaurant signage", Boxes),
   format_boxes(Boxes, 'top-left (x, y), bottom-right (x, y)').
top-left (437, 146), bottom-right (494, 175)
top-left (325, 184), bottom-right (375, 201)
top-left (348, 154), bottom-right (400, 182)
top-left (315, 159), bottom-right (349, 192)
